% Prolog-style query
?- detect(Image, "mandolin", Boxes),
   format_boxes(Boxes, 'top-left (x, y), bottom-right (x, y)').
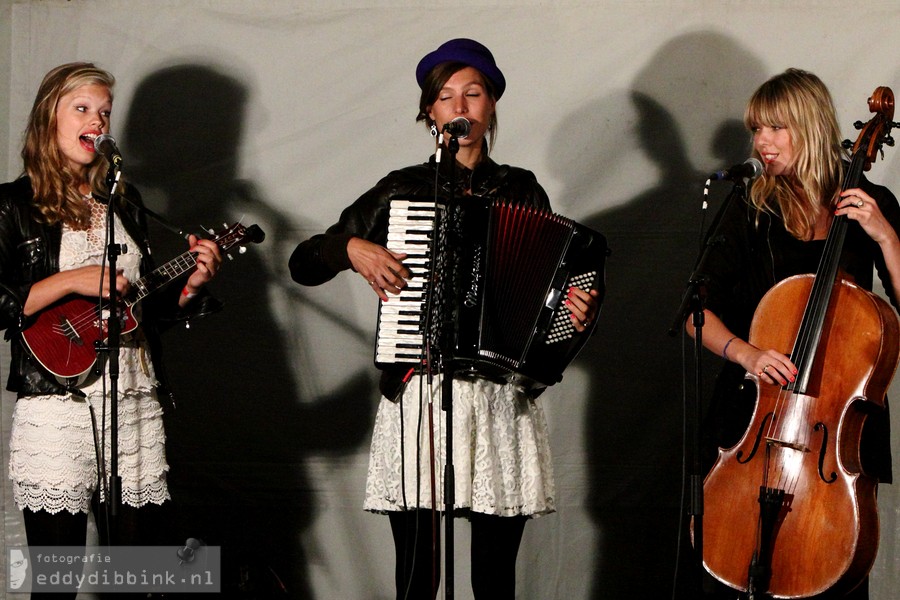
top-left (21, 222), bottom-right (265, 383)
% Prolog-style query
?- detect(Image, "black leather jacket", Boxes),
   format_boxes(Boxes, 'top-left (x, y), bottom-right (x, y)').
top-left (0, 176), bottom-right (220, 401)
top-left (288, 154), bottom-right (551, 397)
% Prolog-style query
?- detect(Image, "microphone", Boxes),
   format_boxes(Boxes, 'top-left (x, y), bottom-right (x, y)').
top-left (442, 117), bottom-right (471, 139)
top-left (709, 157), bottom-right (763, 181)
top-left (93, 133), bottom-right (123, 166)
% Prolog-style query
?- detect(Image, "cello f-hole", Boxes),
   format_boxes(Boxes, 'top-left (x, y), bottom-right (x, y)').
top-left (814, 422), bottom-right (838, 484)
top-left (737, 411), bottom-right (774, 464)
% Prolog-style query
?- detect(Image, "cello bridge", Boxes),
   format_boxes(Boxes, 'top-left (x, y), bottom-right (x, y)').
top-left (765, 437), bottom-right (809, 453)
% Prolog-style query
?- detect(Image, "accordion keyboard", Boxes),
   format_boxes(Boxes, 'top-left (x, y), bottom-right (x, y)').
top-left (374, 200), bottom-right (436, 364)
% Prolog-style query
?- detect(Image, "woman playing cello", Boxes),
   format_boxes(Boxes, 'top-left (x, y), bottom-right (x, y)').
top-left (690, 68), bottom-right (900, 599)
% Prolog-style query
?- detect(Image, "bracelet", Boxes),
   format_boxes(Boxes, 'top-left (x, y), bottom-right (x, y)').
top-left (722, 335), bottom-right (738, 360)
top-left (181, 286), bottom-right (198, 299)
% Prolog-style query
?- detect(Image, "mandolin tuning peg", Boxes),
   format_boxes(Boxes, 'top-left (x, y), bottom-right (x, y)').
top-left (854, 120), bottom-right (865, 130)
top-left (841, 139), bottom-right (854, 149)
top-left (884, 135), bottom-right (895, 147)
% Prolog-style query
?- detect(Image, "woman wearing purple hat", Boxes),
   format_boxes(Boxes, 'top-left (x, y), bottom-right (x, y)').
top-left (290, 38), bottom-right (599, 599)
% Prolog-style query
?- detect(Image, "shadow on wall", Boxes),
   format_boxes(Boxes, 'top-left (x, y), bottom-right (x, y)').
top-left (122, 63), bottom-right (376, 598)
top-left (546, 31), bottom-right (766, 599)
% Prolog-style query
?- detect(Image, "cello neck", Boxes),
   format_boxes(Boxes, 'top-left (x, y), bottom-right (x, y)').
top-left (787, 88), bottom-right (896, 393)
top-left (787, 181), bottom-right (855, 394)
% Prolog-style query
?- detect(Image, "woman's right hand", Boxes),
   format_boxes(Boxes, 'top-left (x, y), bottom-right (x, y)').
top-left (733, 343), bottom-right (797, 387)
top-left (23, 266), bottom-right (130, 316)
top-left (347, 237), bottom-right (410, 301)
top-left (66, 265), bottom-right (130, 298)
top-left (689, 309), bottom-right (797, 386)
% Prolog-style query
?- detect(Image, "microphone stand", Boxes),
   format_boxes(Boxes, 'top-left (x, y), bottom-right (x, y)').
top-left (668, 177), bottom-right (748, 597)
top-left (97, 159), bottom-right (126, 545)
top-left (439, 132), bottom-right (463, 600)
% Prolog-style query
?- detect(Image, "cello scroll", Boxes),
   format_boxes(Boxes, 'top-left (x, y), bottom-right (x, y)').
top-left (843, 86), bottom-right (899, 173)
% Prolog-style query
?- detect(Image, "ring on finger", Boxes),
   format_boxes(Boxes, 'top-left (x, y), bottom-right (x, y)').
top-left (856, 199), bottom-right (864, 208)
top-left (763, 364), bottom-right (770, 374)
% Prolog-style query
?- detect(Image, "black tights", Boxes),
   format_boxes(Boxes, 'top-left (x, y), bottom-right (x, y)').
top-left (389, 510), bottom-right (527, 600)
top-left (22, 508), bottom-right (89, 600)
top-left (22, 500), bottom-right (170, 599)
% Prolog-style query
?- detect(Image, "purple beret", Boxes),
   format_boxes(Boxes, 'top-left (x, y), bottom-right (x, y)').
top-left (415, 38), bottom-right (506, 99)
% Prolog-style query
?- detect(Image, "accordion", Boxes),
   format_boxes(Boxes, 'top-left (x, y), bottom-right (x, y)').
top-left (375, 197), bottom-right (607, 389)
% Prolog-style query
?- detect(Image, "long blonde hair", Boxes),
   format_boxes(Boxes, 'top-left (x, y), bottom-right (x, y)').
top-left (21, 62), bottom-right (116, 228)
top-left (744, 68), bottom-right (846, 240)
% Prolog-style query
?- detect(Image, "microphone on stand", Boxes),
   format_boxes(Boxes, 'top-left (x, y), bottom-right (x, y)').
top-left (442, 117), bottom-right (471, 139)
top-left (435, 117), bottom-right (472, 163)
top-left (94, 133), bottom-right (123, 167)
top-left (709, 157), bottom-right (763, 182)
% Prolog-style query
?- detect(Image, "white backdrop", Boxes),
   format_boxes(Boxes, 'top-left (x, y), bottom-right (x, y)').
top-left (2, 1), bottom-right (900, 598)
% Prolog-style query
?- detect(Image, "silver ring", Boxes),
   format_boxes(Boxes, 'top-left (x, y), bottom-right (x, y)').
top-left (763, 364), bottom-right (770, 373)
top-left (856, 199), bottom-right (864, 208)
top-left (369, 280), bottom-right (376, 285)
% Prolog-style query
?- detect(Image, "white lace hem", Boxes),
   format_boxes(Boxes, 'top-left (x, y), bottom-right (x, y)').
top-left (9, 390), bottom-right (170, 514)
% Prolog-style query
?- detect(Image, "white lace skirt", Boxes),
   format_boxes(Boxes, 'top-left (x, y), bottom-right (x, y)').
top-left (8, 386), bottom-right (169, 514)
top-left (364, 374), bottom-right (556, 517)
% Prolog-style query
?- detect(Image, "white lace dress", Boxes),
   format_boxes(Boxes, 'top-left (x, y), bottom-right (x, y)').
top-left (364, 373), bottom-right (556, 517)
top-left (8, 201), bottom-right (169, 514)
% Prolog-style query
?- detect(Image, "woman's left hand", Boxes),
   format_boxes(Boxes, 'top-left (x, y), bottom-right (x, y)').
top-left (837, 188), bottom-right (899, 246)
top-left (567, 287), bottom-right (601, 333)
top-left (184, 234), bottom-right (223, 293)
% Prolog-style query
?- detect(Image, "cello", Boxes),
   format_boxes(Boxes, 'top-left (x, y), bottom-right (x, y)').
top-left (700, 88), bottom-right (900, 598)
